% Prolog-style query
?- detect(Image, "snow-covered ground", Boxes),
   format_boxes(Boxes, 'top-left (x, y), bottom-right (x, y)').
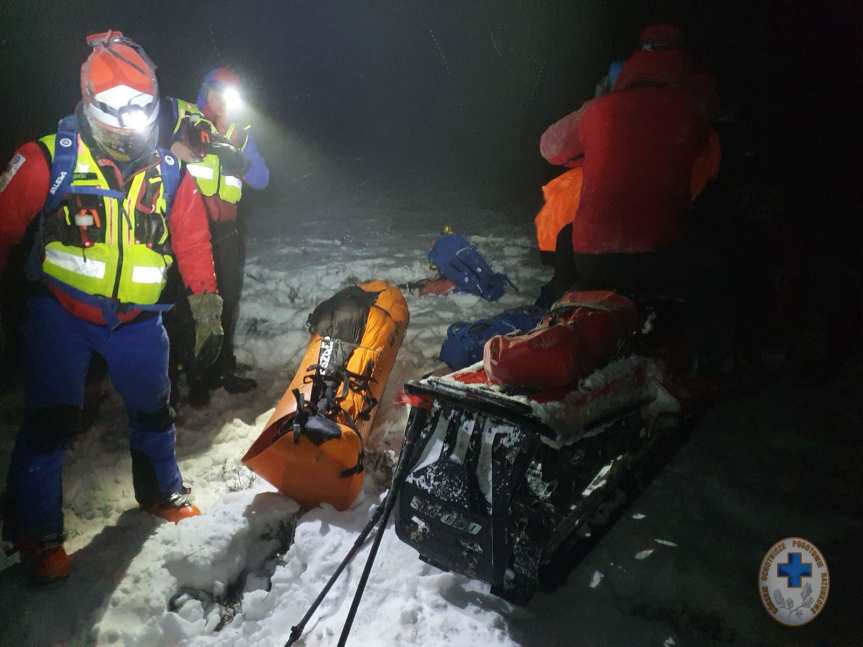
top-left (0, 200), bottom-right (858, 646)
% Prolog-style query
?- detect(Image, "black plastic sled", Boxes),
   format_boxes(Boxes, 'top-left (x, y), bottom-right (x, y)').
top-left (394, 356), bottom-right (690, 604)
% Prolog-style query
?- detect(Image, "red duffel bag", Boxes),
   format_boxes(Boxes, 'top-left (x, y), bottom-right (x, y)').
top-left (484, 290), bottom-right (639, 389)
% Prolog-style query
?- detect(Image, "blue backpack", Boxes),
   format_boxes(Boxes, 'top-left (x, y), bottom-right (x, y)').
top-left (439, 305), bottom-right (544, 370)
top-left (428, 234), bottom-right (510, 301)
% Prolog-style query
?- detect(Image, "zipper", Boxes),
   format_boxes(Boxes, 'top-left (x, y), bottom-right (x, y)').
top-left (112, 200), bottom-right (125, 300)
top-left (99, 156), bottom-right (159, 301)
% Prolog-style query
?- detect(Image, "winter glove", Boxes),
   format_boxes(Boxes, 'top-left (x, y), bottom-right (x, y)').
top-left (187, 293), bottom-right (224, 368)
top-left (208, 141), bottom-right (249, 177)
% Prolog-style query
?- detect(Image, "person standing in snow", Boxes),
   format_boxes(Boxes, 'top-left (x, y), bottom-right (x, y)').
top-left (0, 31), bottom-right (223, 582)
top-left (537, 24), bottom-right (722, 316)
top-left (161, 67), bottom-right (270, 408)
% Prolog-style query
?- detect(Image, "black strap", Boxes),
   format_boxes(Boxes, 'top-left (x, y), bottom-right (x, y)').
top-left (339, 451), bottom-right (365, 478)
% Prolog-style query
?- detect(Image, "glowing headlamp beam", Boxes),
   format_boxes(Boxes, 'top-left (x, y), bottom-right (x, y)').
top-left (222, 87), bottom-right (244, 112)
top-left (120, 109), bottom-right (150, 130)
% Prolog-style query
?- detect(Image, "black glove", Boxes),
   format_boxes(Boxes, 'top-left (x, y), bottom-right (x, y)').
top-left (208, 142), bottom-right (249, 177)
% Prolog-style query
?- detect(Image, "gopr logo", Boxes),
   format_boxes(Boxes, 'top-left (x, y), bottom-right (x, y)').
top-left (58, 137), bottom-right (73, 148)
top-left (759, 537), bottom-right (829, 626)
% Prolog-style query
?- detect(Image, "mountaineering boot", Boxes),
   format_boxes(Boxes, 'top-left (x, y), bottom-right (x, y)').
top-left (186, 380), bottom-right (211, 409)
top-left (17, 540), bottom-right (71, 583)
top-left (221, 372), bottom-right (257, 394)
top-left (144, 490), bottom-right (201, 523)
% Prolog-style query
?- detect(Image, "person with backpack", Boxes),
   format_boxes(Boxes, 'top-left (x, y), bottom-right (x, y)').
top-left (160, 67), bottom-right (270, 408)
top-left (0, 31), bottom-right (223, 582)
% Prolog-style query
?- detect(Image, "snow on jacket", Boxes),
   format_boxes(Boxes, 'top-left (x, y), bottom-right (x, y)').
top-left (540, 86), bottom-right (709, 254)
top-left (0, 140), bottom-right (217, 324)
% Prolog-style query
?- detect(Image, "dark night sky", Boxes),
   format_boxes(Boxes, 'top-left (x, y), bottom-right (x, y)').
top-left (0, 1), bottom-right (855, 227)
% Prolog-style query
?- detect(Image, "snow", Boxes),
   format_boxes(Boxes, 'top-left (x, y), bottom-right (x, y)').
top-left (1, 203), bottom-right (855, 646)
top-left (0, 205), bottom-right (552, 646)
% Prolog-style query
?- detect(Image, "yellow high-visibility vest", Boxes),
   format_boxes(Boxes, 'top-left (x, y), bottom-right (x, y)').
top-left (39, 133), bottom-right (175, 305)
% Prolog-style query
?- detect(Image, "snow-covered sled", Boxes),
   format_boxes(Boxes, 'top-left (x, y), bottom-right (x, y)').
top-left (394, 313), bottom-right (690, 604)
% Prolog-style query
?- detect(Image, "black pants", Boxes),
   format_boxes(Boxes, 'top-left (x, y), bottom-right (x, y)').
top-left (535, 223), bottom-right (577, 309)
top-left (166, 218), bottom-right (247, 394)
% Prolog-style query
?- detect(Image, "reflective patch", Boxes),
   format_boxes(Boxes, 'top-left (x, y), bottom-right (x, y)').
top-left (187, 163), bottom-right (214, 180)
top-left (223, 175), bottom-right (242, 188)
top-left (131, 265), bottom-right (165, 284)
top-left (0, 153), bottom-right (26, 193)
top-left (45, 248), bottom-right (107, 278)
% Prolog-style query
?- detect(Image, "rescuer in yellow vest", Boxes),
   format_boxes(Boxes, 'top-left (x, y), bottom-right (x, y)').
top-left (162, 67), bottom-right (269, 407)
top-left (0, 31), bottom-right (224, 582)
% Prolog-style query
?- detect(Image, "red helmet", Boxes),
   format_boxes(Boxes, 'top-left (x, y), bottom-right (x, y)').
top-left (80, 30), bottom-right (160, 161)
top-left (638, 24), bottom-right (685, 51)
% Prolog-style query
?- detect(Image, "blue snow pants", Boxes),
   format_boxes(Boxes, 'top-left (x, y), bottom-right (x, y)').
top-left (5, 296), bottom-right (182, 542)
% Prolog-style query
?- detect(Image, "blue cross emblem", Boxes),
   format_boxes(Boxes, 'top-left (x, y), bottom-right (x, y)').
top-left (778, 552), bottom-right (812, 588)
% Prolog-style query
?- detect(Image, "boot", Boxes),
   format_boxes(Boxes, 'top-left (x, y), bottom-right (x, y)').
top-left (17, 540), bottom-right (70, 583)
top-left (186, 380), bottom-right (211, 409)
top-left (144, 491), bottom-right (201, 524)
top-left (221, 372), bottom-right (257, 394)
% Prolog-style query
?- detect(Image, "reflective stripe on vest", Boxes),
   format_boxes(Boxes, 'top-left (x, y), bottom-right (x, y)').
top-left (171, 98), bottom-right (222, 197)
top-left (217, 123), bottom-right (248, 204)
top-left (187, 152), bottom-right (220, 197)
top-left (38, 133), bottom-right (174, 306)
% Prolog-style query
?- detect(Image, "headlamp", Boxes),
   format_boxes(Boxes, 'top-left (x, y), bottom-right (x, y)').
top-left (120, 108), bottom-right (150, 130)
top-left (222, 86), bottom-right (244, 113)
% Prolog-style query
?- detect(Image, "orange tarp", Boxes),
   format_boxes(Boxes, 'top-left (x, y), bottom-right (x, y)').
top-left (534, 163), bottom-right (584, 253)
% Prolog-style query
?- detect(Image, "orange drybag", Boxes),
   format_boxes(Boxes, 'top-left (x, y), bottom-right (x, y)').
top-left (242, 281), bottom-right (409, 510)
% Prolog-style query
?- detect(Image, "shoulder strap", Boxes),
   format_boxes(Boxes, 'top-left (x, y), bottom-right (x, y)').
top-left (43, 115), bottom-right (79, 213)
top-left (158, 150), bottom-right (182, 212)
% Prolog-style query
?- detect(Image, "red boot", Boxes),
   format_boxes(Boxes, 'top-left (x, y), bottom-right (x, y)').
top-left (144, 491), bottom-right (201, 524)
top-left (17, 541), bottom-right (71, 583)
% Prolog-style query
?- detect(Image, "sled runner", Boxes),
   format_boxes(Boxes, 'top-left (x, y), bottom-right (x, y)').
top-left (243, 281), bottom-right (409, 510)
top-left (394, 293), bottom-right (693, 604)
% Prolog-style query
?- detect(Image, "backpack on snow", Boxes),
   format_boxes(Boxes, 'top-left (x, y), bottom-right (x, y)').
top-left (428, 234), bottom-right (510, 301)
top-left (439, 305), bottom-right (544, 370)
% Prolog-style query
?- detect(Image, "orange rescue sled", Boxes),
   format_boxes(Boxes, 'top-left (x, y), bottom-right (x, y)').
top-left (242, 281), bottom-right (409, 510)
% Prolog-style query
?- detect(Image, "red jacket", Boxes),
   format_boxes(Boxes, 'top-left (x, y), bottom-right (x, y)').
top-left (0, 141), bottom-right (217, 324)
top-left (541, 45), bottom-right (710, 255)
top-left (613, 50), bottom-right (692, 93)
